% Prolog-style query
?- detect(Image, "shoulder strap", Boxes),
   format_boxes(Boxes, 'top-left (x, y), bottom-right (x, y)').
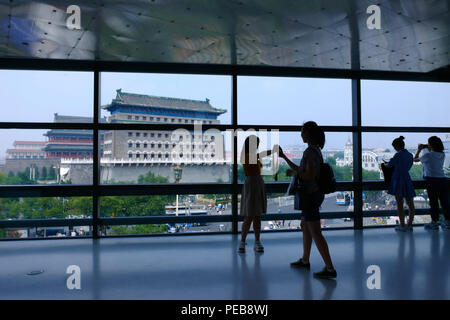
top-left (306, 146), bottom-right (323, 184)
top-left (309, 146), bottom-right (324, 163)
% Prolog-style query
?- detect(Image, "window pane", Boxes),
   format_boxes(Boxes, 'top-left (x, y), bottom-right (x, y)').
top-left (101, 193), bottom-right (231, 235)
top-left (0, 196), bottom-right (92, 239)
top-left (362, 132), bottom-right (450, 181)
top-left (100, 130), bottom-right (232, 184)
top-left (252, 218), bottom-right (353, 231)
top-left (238, 76), bottom-right (351, 125)
top-left (237, 131), bottom-right (353, 183)
top-left (362, 80), bottom-right (450, 127)
top-left (263, 191), bottom-right (354, 214)
top-left (101, 194), bottom-right (231, 217)
top-left (100, 73), bottom-right (231, 124)
top-left (362, 189), bottom-right (433, 227)
top-left (0, 129), bottom-right (93, 185)
top-left (0, 70), bottom-right (93, 123)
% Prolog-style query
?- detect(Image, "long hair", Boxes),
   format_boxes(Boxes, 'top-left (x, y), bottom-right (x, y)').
top-left (392, 136), bottom-right (405, 150)
top-left (240, 135), bottom-right (260, 165)
top-left (428, 136), bottom-right (444, 152)
top-left (302, 121), bottom-right (325, 149)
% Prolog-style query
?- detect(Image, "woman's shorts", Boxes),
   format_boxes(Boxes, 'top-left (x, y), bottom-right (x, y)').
top-left (301, 192), bottom-right (325, 222)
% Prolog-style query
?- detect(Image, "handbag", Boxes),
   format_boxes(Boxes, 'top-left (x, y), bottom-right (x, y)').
top-left (286, 173), bottom-right (308, 210)
top-left (286, 173), bottom-right (298, 196)
top-left (381, 162), bottom-right (394, 185)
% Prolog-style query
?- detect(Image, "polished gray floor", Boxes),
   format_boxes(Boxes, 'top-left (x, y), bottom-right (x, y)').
top-left (0, 227), bottom-right (449, 300)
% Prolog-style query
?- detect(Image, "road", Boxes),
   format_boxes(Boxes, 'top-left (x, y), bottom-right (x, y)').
top-left (171, 193), bottom-right (354, 233)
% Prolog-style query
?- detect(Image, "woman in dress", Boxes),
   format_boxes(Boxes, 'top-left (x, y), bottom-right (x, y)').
top-left (385, 136), bottom-right (416, 231)
top-left (278, 121), bottom-right (337, 279)
top-left (238, 135), bottom-right (274, 253)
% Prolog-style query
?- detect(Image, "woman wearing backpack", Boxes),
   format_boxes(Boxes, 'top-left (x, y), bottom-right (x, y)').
top-left (278, 121), bottom-right (337, 279)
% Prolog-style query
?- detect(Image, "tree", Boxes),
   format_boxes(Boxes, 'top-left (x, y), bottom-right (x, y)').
top-left (101, 171), bottom-right (174, 218)
top-left (363, 169), bottom-right (380, 181)
top-left (108, 224), bottom-right (168, 235)
top-left (100, 172), bottom-right (176, 235)
top-left (17, 168), bottom-right (34, 184)
top-left (409, 164), bottom-right (423, 180)
top-left (326, 156), bottom-right (336, 166)
top-left (11, 197), bottom-right (63, 219)
top-left (35, 166), bottom-right (40, 181)
top-left (384, 148), bottom-right (391, 152)
top-left (334, 151), bottom-right (344, 159)
top-left (41, 167), bottom-right (47, 180)
top-left (48, 166), bottom-right (56, 180)
top-left (65, 197), bottom-right (92, 217)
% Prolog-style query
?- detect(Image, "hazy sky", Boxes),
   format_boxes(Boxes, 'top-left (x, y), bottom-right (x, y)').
top-left (0, 70), bottom-right (449, 158)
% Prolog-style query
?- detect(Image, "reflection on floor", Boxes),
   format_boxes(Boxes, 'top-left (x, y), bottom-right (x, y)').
top-left (0, 227), bottom-right (449, 299)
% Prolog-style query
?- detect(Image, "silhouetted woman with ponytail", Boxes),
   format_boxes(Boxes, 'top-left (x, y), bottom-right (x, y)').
top-left (279, 121), bottom-right (337, 279)
top-left (385, 136), bottom-right (416, 231)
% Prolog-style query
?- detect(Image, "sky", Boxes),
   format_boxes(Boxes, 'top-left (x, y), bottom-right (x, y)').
top-left (0, 70), bottom-right (449, 159)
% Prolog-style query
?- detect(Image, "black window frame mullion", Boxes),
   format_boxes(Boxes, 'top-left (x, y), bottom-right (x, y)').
top-left (231, 73), bottom-right (238, 234)
top-left (93, 70), bottom-right (100, 238)
top-left (352, 78), bottom-right (363, 230)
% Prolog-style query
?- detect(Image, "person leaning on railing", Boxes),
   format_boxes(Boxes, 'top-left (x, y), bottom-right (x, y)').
top-left (414, 136), bottom-right (450, 230)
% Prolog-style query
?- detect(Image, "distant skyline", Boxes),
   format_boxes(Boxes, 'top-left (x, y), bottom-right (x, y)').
top-left (0, 70), bottom-right (449, 158)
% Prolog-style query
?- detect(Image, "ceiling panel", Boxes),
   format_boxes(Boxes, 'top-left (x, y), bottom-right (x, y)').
top-left (0, 0), bottom-right (448, 73)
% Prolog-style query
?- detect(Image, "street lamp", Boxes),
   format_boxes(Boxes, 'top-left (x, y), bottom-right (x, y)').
top-left (173, 164), bottom-right (183, 217)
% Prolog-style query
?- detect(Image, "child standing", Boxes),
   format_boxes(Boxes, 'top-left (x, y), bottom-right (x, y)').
top-left (238, 135), bottom-right (274, 253)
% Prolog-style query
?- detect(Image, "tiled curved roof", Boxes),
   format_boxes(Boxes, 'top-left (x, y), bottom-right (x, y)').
top-left (14, 141), bottom-right (46, 145)
top-left (44, 145), bottom-right (93, 151)
top-left (104, 89), bottom-right (227, 114)
top-left (54, 114), bottom-right (93, 123)
top-left (44, 129), bottom-right (93, 136)
top-left (52, 114), bottom-right (108, 123)
top-left (7, 149), bottom-right (46, 153)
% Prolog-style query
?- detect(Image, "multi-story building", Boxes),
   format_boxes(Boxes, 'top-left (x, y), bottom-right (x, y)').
top-left (6, 141), bottom-right (46, 160)
top-left (43, 113), bottom-right (104, 159)
top-left (336, 138), bottom-right (394, 172)
top-left (101, 89), bottom-right (227, 163)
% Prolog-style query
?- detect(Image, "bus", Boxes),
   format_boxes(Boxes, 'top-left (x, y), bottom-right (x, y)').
top-left (336, 191), bottom-right (351, 206)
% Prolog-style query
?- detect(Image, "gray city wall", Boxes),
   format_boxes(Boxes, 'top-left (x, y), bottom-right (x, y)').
top-left (64, 163), bottom-right (231, 184)
top-left (2, 159), bottom-right (59, 175)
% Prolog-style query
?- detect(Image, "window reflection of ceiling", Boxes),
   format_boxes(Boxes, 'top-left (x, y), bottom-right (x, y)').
top-left (0, 0), bottom-right (448, 73)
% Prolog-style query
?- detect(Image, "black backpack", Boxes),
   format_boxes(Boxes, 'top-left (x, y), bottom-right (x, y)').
top-left (318, 162), bottom-right (337, 194)
top-left (311, 147), bottom-right (337, 194)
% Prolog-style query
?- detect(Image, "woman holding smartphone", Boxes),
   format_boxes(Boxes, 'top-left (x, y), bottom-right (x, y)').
top-left (414, 136), bottom-right (450, 230)
top-left (278, 121), bottom-right (336, 279)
